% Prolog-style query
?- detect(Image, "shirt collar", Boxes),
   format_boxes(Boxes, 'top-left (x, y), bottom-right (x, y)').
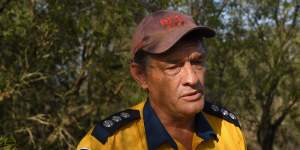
top-left (143, 100), bottom-right (177, 150)
top-left (143, 100), bottom-right (217, 150)
top-left (194, 112), bottom-right (218, 141)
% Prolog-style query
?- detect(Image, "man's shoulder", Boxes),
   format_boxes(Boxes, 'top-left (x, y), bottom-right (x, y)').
top-left (76, 101), bottom-right (149, 150)
top-left (88, 101), bottom-right (145, 144)
top-left (91, 109), bottom-right (141, 143)
top-left (202, 101), bottom-right (241, 128)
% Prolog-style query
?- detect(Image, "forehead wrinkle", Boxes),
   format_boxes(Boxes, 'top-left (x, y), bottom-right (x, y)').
top-left (148, 39), bottom-right (206, 65)
top-left (160, 46), bottom-right (205, 63)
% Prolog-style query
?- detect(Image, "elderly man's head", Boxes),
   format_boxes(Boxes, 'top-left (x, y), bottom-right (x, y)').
top-left (130, 10), bottom-right (214, 117)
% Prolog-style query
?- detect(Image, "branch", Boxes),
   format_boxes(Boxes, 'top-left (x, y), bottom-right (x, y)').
top-left (215, 0), bottom-right (228, 19)
top-left (273, 0), bottom-right (280, 26)
top-left (191, 0), bottom-right (202, 19)
top-left (291, 3), bottom-right (300, 29)
top-left (287, 3), bottom-right (300, 37)
top-left (73, 70), bottom-right (88, 95)
top-left (272, 98), bottom-right (298, 128)
top-left (264, 76), bottom-right (280, 108)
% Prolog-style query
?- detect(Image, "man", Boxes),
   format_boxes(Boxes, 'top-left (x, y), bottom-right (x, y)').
top-left (77, 10), bottom-right (246, 150)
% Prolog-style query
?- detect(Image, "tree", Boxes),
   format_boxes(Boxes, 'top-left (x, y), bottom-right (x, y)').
top-left (0, 0), bottom-right (299, 149)
top-left (189, 0), bottom-right (300, 149)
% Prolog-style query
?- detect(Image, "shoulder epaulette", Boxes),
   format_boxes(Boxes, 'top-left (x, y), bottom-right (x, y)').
top-left (91, 109), bottom-right (140, 144)
top-left (203, 101), bottom-right (241, 128)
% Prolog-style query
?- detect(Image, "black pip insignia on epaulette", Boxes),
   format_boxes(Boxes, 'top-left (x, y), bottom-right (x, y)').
top-left (203, 101), bottom-right (241, 128)
top-left (91, 109), bottom-right (140, 144)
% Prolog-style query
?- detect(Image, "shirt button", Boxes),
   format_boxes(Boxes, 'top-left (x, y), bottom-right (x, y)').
top-left (120, 112), bottom-right (130, 118)
top-left (112, 115), bottom-right (122, 122)
top-left (211, 104), bottom-right (219, 112)
top-left (102, 120), bottom-right (114, 128)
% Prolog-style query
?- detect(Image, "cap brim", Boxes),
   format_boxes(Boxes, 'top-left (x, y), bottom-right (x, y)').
top-left (151, 26), bottom-right (215, 54)
top-left (190, 26), bottom-right (216, 38)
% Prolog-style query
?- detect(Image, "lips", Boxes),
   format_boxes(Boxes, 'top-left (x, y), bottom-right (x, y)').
top-left (181, 90), bottom-right (203, 102)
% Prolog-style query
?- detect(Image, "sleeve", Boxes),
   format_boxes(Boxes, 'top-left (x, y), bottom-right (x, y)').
top-left (76, 133), bottom-right (93, 150)
top-left (236, 126), bottom-right (247, 150)
top-left (76, 128), bottom-right (112, 150)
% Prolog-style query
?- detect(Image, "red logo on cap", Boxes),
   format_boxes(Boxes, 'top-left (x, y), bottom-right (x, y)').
top-left (160, 15), bottom-right (184, 29)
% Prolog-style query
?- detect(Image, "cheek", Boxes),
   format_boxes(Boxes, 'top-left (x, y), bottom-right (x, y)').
top-left (197, 69), bottom-right (206, 85)
top-left (150, 74), bottom-right (179, 98)
top-left (146, 72), bottom-right (167, 93)
top-left (159, 76), bottom-right (178, 94)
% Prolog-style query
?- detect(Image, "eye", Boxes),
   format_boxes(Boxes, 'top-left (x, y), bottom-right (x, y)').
top-left (191, 60), bottom-right (206, 70)
top-left (192, 60), bottom-right (204, 65)
top-left (166, 64), bottom-right (180, 69)
top-left (164, 63), bottom-right (183, 75)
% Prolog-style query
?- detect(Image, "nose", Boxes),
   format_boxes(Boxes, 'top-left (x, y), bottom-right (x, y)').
top-left (182, 62), bottom-right (199, 86)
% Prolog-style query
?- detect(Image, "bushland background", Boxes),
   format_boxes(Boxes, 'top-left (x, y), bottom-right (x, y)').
top-left (0, 0), bottom-right (299, 150)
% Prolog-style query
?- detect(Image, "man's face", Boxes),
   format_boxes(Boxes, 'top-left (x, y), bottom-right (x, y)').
top-left (145, 39), bottom-right (206, 118)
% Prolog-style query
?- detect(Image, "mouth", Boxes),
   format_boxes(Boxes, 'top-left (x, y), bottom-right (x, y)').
top-left (181, 90), bottom-right (203, 102)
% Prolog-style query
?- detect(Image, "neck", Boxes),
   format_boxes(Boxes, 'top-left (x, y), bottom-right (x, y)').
top-left (161, 113), bottom-right (195, 131)
top-left (149, 100), bottom-right (195, 150)
top-left (149, 100), bottom-right (195, 128)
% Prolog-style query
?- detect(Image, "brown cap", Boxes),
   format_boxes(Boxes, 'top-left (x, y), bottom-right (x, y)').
top-left (131, 10), bottom-right (215, 58)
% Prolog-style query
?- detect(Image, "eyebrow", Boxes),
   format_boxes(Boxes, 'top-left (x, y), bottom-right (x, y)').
top-left (164, 58), bottom-right (184, 64)
top-left (189, 53), bottom-right (206, 60)
top-left (161, 53), bottom-right (206, 65)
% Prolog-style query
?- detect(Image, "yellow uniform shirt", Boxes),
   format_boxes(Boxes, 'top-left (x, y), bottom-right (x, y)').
top-left (77, 100), bottom-right (246, 150)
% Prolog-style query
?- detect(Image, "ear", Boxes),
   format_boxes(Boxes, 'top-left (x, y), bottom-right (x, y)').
top-left (130, 62), bottom-right (148, 90)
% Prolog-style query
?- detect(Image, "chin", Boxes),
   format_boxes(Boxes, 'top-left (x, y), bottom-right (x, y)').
top-left (179, 99), bottom-right (204, 115)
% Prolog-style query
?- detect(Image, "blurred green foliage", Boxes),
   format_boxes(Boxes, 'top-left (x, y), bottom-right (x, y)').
top-left (0, 0), bottom-right (299, 150)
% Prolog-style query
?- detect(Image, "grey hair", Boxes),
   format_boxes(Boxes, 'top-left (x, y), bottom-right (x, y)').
top-left (132, 50), bottom-right (150, 71)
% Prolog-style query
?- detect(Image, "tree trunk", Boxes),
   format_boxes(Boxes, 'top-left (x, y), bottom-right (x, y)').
top-left (258, 123), bottom-right (277, 150)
